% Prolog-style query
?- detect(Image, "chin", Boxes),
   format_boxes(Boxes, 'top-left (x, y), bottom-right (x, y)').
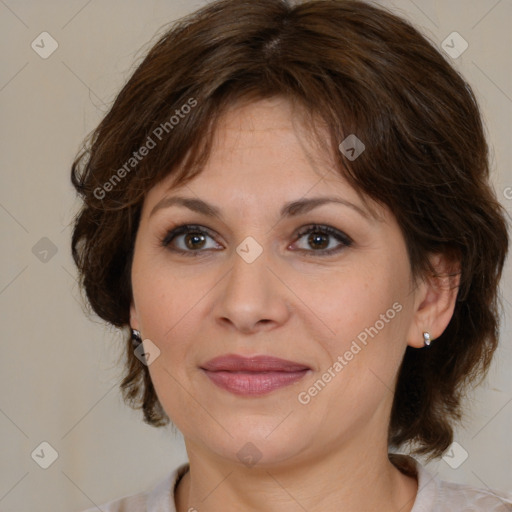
top-left (193, 423), bottom-right (313, 469)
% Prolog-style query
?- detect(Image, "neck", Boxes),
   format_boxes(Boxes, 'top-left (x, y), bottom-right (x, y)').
top-left (175, 444), bottom-right (418, 512)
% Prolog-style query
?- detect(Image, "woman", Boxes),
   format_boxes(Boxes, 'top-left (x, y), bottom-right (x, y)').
top-left (71, 0), bottom-right (511, 510)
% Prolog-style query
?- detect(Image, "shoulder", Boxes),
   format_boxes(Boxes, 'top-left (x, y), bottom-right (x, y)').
top-left (78, 462), bottom-right (190, 512)
top-left (435, 478), bottom-right (512, 511)
top-left (79, 491), bottom-right (146, 512)
top-left (390, 453), bottom-right (512, 511)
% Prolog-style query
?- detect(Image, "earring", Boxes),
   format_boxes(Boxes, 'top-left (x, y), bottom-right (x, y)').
top-left (423, 332), bottom-right (432, 347)
top-left (131, 329), bottom-right (142, 347)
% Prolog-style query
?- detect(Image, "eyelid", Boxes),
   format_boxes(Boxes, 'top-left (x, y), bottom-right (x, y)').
top-left (294, 224), bottom-right (353, 245)
top-left (161, 224), bottom-right (221, 248)
top-left (290, 224), bottom-right (353, 255)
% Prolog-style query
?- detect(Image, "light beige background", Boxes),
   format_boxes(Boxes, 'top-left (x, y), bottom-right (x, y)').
top-left (0, 1), bottom-right (510, 511)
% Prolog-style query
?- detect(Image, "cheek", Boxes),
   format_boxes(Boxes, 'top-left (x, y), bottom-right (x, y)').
top-left (309, 257), bottom-right (411, 381)
top-left (131, 250), bottom-right (189, 339)
top-left (131, 256), bottom-right (208, 427)
top-left (130, 253), bottom-right (224, 383)
top-left (298, 283), bottom-right (409, 430)
top-left (309, 263), bottom-right (405, 338)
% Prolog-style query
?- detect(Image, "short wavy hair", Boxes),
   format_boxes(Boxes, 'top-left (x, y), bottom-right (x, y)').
top-left (71, 0), bottom-right (509, 460)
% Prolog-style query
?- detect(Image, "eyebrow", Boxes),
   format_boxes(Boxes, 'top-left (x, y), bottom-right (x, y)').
top-left (149, 195), bottom-right (371, 220)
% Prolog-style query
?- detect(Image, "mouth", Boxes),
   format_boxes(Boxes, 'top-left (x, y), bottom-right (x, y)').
top-left (200, 354), bottom-right (311, 396)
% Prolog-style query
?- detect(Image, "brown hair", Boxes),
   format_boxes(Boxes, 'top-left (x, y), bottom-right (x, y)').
top-left (71, 0), bottom-right (509, 460)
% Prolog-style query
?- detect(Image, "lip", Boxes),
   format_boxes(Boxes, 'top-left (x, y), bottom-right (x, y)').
top-left (201, 354), bottom-right (311, 372)
top-left (200, 354), bottom-right (311, 396)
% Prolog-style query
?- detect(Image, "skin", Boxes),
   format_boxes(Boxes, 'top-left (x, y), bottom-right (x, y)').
top-left (130, 97), bottom-right (459, 512)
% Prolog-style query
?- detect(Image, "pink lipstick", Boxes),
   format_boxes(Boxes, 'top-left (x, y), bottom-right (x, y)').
top-left (201, 354), bottom-right (311, 396)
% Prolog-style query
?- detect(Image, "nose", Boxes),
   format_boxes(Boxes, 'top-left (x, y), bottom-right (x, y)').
top-left (213, 244), bottom-right (292, 334)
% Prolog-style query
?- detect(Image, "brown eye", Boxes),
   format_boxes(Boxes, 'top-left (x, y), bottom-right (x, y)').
top-left (307, 232), bottom-right (330, 250)
top-left (162, 225), bottom-right (222, 255)
top-left (292, 225), bottom-right (353, 255)
top-left (162, 223), bottom-right (352, 257)
top-left (184, 232), bottom-right (207, 250)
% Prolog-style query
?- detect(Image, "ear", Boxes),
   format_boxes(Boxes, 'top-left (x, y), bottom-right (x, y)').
top-left (406, 252), bottom-right (460, 349)
top-left (130, 302), bottom-right (140, 331)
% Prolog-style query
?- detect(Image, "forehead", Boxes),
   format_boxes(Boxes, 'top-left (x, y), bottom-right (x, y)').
top-left (143, 97), bottom-right (382, 221)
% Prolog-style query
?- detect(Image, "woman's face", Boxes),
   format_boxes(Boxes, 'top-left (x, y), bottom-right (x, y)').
top-left (130, 97), bottom-right (428, 467)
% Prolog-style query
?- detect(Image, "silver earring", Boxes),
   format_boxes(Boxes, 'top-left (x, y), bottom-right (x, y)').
top-left (131, 329), bottom-right (142, 347)
top-left (423, 332), bottom-right (432, 347)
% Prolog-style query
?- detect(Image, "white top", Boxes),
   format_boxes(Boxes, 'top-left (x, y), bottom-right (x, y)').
top-left (81, 454), bottom-right (512, 511)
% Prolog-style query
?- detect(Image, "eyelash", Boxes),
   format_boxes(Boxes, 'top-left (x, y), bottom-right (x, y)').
top-left (161, 224), bottom-right (353, 257)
